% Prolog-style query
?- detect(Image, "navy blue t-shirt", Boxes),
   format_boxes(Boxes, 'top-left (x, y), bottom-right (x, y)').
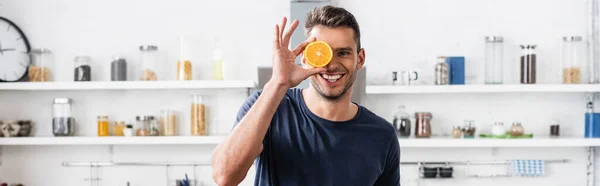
top-left (234, 88), bottom-right (400, 186)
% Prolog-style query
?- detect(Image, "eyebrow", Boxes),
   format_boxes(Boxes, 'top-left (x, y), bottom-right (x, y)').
top-left (334, 47), bottom-right (354, 52)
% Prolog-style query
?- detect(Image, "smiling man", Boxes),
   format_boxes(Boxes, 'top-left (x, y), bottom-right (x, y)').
top-left (212, 5), bottom-right (400, 186)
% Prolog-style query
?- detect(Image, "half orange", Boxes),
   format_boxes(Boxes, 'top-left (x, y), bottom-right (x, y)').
top-left (304, 41), bottom-right (333, 68)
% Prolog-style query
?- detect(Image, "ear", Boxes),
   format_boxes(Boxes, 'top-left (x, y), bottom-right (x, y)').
top-left (356, 48), bottom-right (366, 70)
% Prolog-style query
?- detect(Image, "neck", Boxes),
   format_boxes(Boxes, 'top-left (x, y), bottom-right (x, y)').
top-left (302, 86), bottom-right (358, 122)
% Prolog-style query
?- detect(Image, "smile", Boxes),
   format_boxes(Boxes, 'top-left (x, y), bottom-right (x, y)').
top-left (320, 73), bottom-right (344, 83)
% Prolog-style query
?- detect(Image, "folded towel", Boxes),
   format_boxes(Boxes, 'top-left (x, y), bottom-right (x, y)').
top-left (511, 160), bottom-right (545, 177)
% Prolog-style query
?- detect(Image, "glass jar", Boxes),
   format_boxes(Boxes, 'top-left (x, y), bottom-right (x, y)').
top-left (462, 120), bottom-right (476, 138)
top-left (136, 115), bottom-right (157, 136)
top-left (177, 35), bottom-right (192, 80)
top-left (29, 48), bottom-right (53, 82)
top-left (111, 56), bottom-right (127, 81)
top-left (452, 125), bottom-right (462, 138)
top-left (510, 122), bottom-right (525, 136)
top-left (434, 56), bottom-right (449, 85)
top-left (74, 56), bottom-right (92, 81)
top-left (491, 122), bottom-right (505, 136)
top-left (97, 114), bottom-right (109, 136)
top-left (392, 106), bottom-right (411, 137)
top-left (52, 98), bottom-right (75, 136)
top-left (114, 121), bottom-right (126, 136)
top-left (161, 110), bottom-right (177, 136)
top-left (520, 45), bottom-right (537, 84)
top-left (140, 45), bottom-right (159, 81)
top-left (562, 36), bottom-right (584, 84)
top-left (485, 36), bottom-right (504, 84)
top-left (414, 112), bottom-right (432, 138)
top-left (191, 95), bottom-right (207, 136)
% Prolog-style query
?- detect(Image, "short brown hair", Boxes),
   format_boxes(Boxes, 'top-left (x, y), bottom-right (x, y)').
top-left (305, 5), bottom-right (361, 51)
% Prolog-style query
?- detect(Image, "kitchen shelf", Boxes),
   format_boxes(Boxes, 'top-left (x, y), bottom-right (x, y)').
top-left (0, 136), bottom-right (597, 147)
top-left (0, 80), bottom-right (256, 91)
top-left (0, 136), bottom-right (226, 145)
top-left (366, 84), bottom-right (600, 94)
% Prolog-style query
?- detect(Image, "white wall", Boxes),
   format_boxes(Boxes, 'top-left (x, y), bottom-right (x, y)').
top-left (0, 0), bottom-right (598, 186)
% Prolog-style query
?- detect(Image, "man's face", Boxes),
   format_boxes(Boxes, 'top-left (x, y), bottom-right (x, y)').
top-left (304, 26), bottom-right (365, 101)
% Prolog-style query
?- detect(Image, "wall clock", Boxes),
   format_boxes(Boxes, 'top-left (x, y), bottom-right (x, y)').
top-left (0, 17), bottom-right (30, 82)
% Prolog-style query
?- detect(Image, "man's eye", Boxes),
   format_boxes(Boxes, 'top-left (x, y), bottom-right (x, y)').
top-left (338, 52), bottom-right (350, 56)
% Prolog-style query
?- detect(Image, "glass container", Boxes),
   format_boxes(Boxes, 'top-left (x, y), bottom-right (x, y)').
top-left (140, 45), bottom-right (159, 81)
top-left (161, 110), bottom-right (177, 136)
top-left (434, 56), bottom-right (449, 85)
top-left (52, 98), bottom-right (75, 136)
top-left (97, 114), bottom-right (109, 136)
top-left (491, 122), bottom-right (505, 136)
top-left (191, 95), bottom-right (207, 136)
top-left (510, 122), bottom-right (525, 136)
top-left (485, 36), bottom-right (504, 84)
top-left (562, 36), bottom-right (584, 84)
top-left (136, 115), bottom-right (157, 136)
top-left (111, 56), bottom-right (127, 81)
top-left (520, 45), bottom-right (537, 84)
top-left (114, 121), bottom-right (126, 136)
top-left (462, 120), bottom-right (476, 138)
top-left (177, 35), bottom-right (192, 80)
top-left (414, 112), bottom-right (432, 138)
top-left (74, 56), bottom-right (92, 81)
top-left (29, 48), bottom-right (53, 82)
top-left (392, 105), bottom-right (411, 137)
top-left (452, 125), bottom-right (462, 138)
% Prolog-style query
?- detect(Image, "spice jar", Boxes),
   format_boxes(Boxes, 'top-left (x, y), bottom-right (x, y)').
top-left (434, 56), bottom-right (449, 85)
top-left (124, 124), bottom-right (133, 137)
top-left (52, 98), bottom-right (75, 136)
top-left (562, 36), bottom-right (583, 84)
top-left (520, 45), bottom-right (537, 84)
top-left (111, 56), bottom-right (127, 81)
top-left (74, 56), bottom-right (92, 81)
top-left (462, 120), bottom-right (476, 138)
top-left (491, 122), bottom-right (505, 136)
top-left (160, 110), bottom-right (177, 136)
top-left (177, 35), bottom-right (192, 80)
top-left (452, 125), bottom-right (462, 138)
top-left (136, 115), bottom-right (157, 136)
top-left (114, 121), bottom-right (126, 136)
top-left (510, 122), bottom-right (525, 136)
top-left (392, 106), bottom-right (411, 137)
top-left (414, 112), bottom-right (432, 138)
top-left (485, 36), bottom-right (504, 84)
top-left (97, 114), bottom-right (109, 136)
top-left (29, 48), bottom-right (53, 82)
top-left (140, 45), bottom-right (159, 81)
top-left (191, 95), bottom-right (207, 136)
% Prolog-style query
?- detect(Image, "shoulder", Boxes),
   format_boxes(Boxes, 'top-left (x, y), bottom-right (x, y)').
top-left (357, 106), bottom-right (398, 139)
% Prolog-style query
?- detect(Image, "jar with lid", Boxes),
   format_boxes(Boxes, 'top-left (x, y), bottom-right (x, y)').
top-left (520, 45), bottom-right (537, 84)
top-left (177, 35), bottom-right (192, 80)
top-left (414, 112), bottom-right (432, 138)
top-left (52, 98), bottom-right (75, 136)
top-left (392, 106), bottom-right (411, 137)
top-left (510, 122), bottom-right (525, 136)
top-left (485, 36), bottom-right (504, 84)
top-left (434, 56), bottom-right (449, 85)
top-left (452, 125), bottom-right (462, 138)
top-left (562, 36), bottom-right (584, 84)
top-left (74, 56), bottom-right (92, 81)
top-left (114, 121), bottom-right (126, 136)
top-left (111, 56), bottom-right (127, 81)
top-left (191, 95), bottom-right (207, 136)
top-left (161, 110), bottom-right (177, 136)
top-left (462, 120), bottom-right (476, 138)
top-left (491, 122), bottom-right (505, 136)
top-left (136, 116), bottom-right (159, 136)
top-left (140, 45), bottom-right (159, 81)
top-left (97, 114), bottom-right (109, 136)
top-left (29, 48), bottom-right (54, 82)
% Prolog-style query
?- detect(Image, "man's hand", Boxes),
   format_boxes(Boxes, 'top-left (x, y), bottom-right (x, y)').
top-left (270, 17), bottom-right (326, 89)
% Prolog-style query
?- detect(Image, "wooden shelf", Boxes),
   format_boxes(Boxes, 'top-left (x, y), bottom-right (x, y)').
top-left (0, 80), bottom-right (256, 91)
top-left (366, 84), bottom-right (600, 94)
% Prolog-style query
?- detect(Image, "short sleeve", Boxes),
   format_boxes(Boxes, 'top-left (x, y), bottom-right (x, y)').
top-left (373, 135), bottom-right (401, 186)
top-left (232, 90), bottom-right (262, 130)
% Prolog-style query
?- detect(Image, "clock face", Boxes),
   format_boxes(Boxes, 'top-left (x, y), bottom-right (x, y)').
top-left (0, 17), bottom-right (30, 82)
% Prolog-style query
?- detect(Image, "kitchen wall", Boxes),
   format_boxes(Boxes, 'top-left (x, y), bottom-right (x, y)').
top-left (0, 0), bottom-right (598, 186)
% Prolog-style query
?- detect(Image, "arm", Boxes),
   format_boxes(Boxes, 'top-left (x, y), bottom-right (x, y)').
top-left (374, 136), bottom-right (401, 186)
top-left (211, 17), bottom-right (325, 186)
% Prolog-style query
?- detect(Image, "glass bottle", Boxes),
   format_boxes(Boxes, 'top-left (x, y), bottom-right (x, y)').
top-left (434, 56), bottom-right (449, 85)
top-left (74, 56), bottom-right (92, 81)
top-left (97, 115), bottom-right (109, 136)
top-left (140, 45), bottom-right (159, 81)
top-left (177, 35), bottom-right (192, 80)
top-left (414, 112), bottom-right (432, 138)
top-left (212, 38), bottom-right (224, 80)
top-left (485, 36), bottom-right (504, 84)
top-left (520, 45), bottom-right (537, 84)
top-left (29, 48), bottom-right (54, 82)
top-left (585, 95), bottom-right (600, 138)
top-left (52, 98), bottom-right (75, 136)
top-left (191, 95), bottom-right (207, 136)
top-left (161, 110), bottom-right (177, 136)
top-left (562, 36), bottom-right (583, 84)
top-left (392, 106), bottom-right (411, 137)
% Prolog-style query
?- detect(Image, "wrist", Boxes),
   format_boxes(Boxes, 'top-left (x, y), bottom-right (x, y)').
top-left (264, 81), bottom-right (290, 94)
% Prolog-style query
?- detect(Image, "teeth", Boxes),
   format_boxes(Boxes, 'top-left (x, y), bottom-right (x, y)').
top-left (322, 74), bottom-right (342, 80)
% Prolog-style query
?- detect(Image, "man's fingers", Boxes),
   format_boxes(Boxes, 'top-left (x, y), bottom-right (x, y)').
top-left (302, 67), bottom-right (327, 79)
top-left (282, 20), bottom-right (299, 47)
top-left (273, 24), bottom-right (280, 49)
top-left (293, 37), bottom-right (317, 56)
top-left (279, 17), bottom-right (287, 44)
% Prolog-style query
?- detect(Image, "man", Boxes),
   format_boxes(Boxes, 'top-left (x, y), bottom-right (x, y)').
top-left (212, 5), bottom-right (400, 186)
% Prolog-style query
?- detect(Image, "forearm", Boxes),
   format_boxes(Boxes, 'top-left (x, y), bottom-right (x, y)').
top-left (212, 82), bottom-right (288, 185)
